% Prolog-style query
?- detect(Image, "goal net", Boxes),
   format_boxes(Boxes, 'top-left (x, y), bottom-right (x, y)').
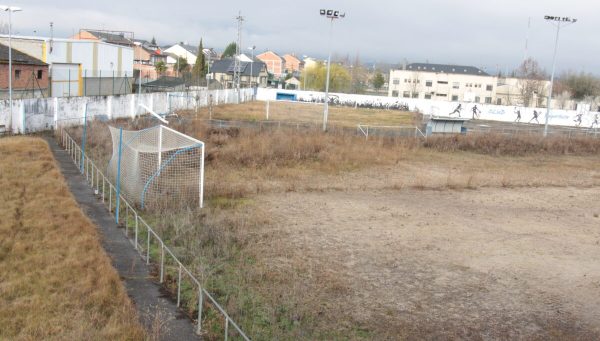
top-left (107, 125), bottom-right (204, 209)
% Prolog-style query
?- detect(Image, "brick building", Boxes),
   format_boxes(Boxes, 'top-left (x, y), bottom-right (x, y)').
top-left (256, 51), bottom-right (286, 78)
top-left (283, 54), bottom-right (303, 74)
top-left (0, 43), bottom-right (48, 99)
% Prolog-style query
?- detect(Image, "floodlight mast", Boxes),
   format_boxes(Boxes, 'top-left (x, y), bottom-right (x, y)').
top-left (543, 15), bottom-right (577, 137)
top-left (0, 5), bottom-right (22, 134)
top-left (319, 9), bottom-right (345, 132)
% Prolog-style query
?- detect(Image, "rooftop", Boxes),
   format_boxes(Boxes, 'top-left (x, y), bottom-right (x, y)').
top-left (403, 63), bottom-right (489, 76)
top-left (210, 58), bottom-right (266, 77)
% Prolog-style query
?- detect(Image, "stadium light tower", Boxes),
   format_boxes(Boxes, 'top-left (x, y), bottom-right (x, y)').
top-left (319, 9), bottom-right (345, 132)
top-left (0, 5), bottom-right (22, 134)
top-left (543, 15), bottom-right (577, 137)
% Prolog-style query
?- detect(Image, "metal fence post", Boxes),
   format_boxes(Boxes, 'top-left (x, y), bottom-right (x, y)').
top-left (134, 213), bottom-right (138, 250)
top-left (160, 242), bottom-right (165, 283)
top-left (115, 128), bottom-right (123, 224)
top-left (196, 289), bottom-right (203, 335)
top-left (125, 204), bottom-right (129, 236)
top-left (80, 102), bottom-right (88, 174)
top-left (177, 264), bottom-right (182, 306)
top-left (146, 229), bottom-right (150, 265)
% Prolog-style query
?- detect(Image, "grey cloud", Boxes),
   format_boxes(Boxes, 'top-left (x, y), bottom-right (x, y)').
top-left (5, 0), bottom-right (598, 73)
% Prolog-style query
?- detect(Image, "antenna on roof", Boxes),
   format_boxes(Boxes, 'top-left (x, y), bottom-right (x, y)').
top-left (49, 22), bottom-right (54, 53)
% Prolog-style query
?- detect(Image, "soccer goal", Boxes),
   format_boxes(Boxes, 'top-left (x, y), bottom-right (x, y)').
top-left (107, 125), bottom-right (204, 209)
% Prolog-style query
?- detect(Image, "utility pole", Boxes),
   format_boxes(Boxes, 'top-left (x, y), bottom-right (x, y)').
top-left (319, 9), bottom-right (345, 132)
top-left (234, 11), bottom-right (244, 95)
top-left (543, 15), bottom-right (577, 137)
top-left (0, 5), bottom-right (22, 134)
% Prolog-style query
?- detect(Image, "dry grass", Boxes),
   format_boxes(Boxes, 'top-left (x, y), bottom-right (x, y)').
top-left (183, 100), bottom-right (418, 127)
top-left (66, 110), bottom-right (600, 340)
top-left (0, 137), bottom-right (145, 341)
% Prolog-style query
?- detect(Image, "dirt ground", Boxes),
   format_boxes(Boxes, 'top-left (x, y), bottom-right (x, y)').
top-left (258, 184), bottom-right (600, 340)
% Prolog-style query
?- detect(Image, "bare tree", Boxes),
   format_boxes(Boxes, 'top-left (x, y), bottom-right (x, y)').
top-left (409, 72), bottom-right (420, 97)
top-left (555, 90), bottom-right (572, 110)
top-left (515, 58), bottom-right (547, 107)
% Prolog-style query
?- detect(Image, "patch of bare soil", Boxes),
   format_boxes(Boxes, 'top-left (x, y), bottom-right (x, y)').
top-left (258, 186), bottom-right (600, 340)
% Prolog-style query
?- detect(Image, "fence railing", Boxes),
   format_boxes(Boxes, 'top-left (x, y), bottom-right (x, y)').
top-left (357, 124), bottom-right (426, 140)
top-left (60, 128), bottom-right (250, 341)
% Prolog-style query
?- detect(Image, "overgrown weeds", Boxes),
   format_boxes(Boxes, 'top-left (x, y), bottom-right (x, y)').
top-left (0, 137), bottom-right (144, 340)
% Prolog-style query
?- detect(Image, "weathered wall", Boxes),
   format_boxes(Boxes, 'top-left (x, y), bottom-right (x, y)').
top-left (256, 88), bottom-right (600, 128)
top-left (0, 88), bottom-right (253, 133)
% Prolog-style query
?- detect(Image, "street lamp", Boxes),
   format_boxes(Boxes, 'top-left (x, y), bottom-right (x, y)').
top-left (302, 54), bottom-right (308, 90)
top-left (0, 5), bottom-right (22, 134)
top-left (319, 9), bottom-right (345, 132)
top-left (543, 15), bottom-right (577, 137)
top-left (248, 45), bottom-right (256, 88)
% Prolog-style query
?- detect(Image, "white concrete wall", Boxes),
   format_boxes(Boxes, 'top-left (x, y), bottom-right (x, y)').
top-left (0, 88), bottom-right (253, 134)
top-left (256, 88), bottom-right (600, 129)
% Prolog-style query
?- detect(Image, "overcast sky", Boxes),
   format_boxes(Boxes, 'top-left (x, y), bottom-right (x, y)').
top-left (6, 0), bottom-right (599, 75)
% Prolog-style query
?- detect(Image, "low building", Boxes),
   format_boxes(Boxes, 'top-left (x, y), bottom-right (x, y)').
top-left (0, 43), bottom-right (48, 99)
top-left (209, 58), bottom-right (268, 89)
top-left (140, 76), bottom-right (185, 93)
top-left (388, 63), bottom-right (550, 107)
top-left (0, 34), bottom-right (134, 97)
top-left (284, 76), bottom-right (301, 90)
top-left (256, 51), bottom-right (286, 78)
top-left (303, 57), bottom-right (318, 70)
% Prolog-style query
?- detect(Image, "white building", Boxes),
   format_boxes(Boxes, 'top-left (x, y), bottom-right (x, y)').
top-left (0, 35), bottom-right (134, 97)
top-left (164, 43), bottom-right (198, 65)
top-left (388, 63), bottom-right (550, 107)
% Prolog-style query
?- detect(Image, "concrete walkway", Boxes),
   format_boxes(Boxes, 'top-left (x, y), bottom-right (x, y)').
top-left (45, 137), bottom-right (199, 341)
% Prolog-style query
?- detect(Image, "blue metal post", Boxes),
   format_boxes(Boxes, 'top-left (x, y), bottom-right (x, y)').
top-left (115, 128), bottom-right (123, 223)
top-left (80, 102), bottom-right (88, 173)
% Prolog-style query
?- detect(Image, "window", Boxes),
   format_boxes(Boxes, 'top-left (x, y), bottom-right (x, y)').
top-left (451, 95), bottom-right (459, 101)
top-left (496, 98), bottom-right (502, 105)
top-left (485, 97), bottom-right (492, 104)
top-left (392, 79), bottom-right (399, 85)
top-left (412, 92), bottom-right (419, 98)
top-left (474, 96), bottom-right (480, 103)
top-left (424, 94), bottom-right (432, 99)
top-left (486, 84), bottom-right (493, 91)
top-left (15, 69), bottom-right (21, 79)
top-left (437, 81), bottom-right (448, 85)
top-left (37, 70), bottom-right (43, 79)
top-left (425, 80), bottom-right (432, 87)
top-left (392, 90), bottom-right (399, 97)
top-left (436, 93), bottom-right (447, 97)
top-left (452, 82), bottom-right (460, 89)
top-left (404, 79), bottom-right (408, 83)
top-left (403, 91), bottom-right (410, 98)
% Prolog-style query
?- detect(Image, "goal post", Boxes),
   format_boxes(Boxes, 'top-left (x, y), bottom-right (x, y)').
top-left (107, 124), bottom-right (205, 209)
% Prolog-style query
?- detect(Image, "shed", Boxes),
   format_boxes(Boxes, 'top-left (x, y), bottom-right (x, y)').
top-left (426, 117), bottom-right (469, 136)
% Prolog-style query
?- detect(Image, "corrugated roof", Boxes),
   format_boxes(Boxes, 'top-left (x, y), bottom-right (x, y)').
top-left (0, 43), bottom-right (47, 66)
top-left (405, 63), bottom-right (489, 76)
top-left (86, 30), bottom-right (133, 46)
